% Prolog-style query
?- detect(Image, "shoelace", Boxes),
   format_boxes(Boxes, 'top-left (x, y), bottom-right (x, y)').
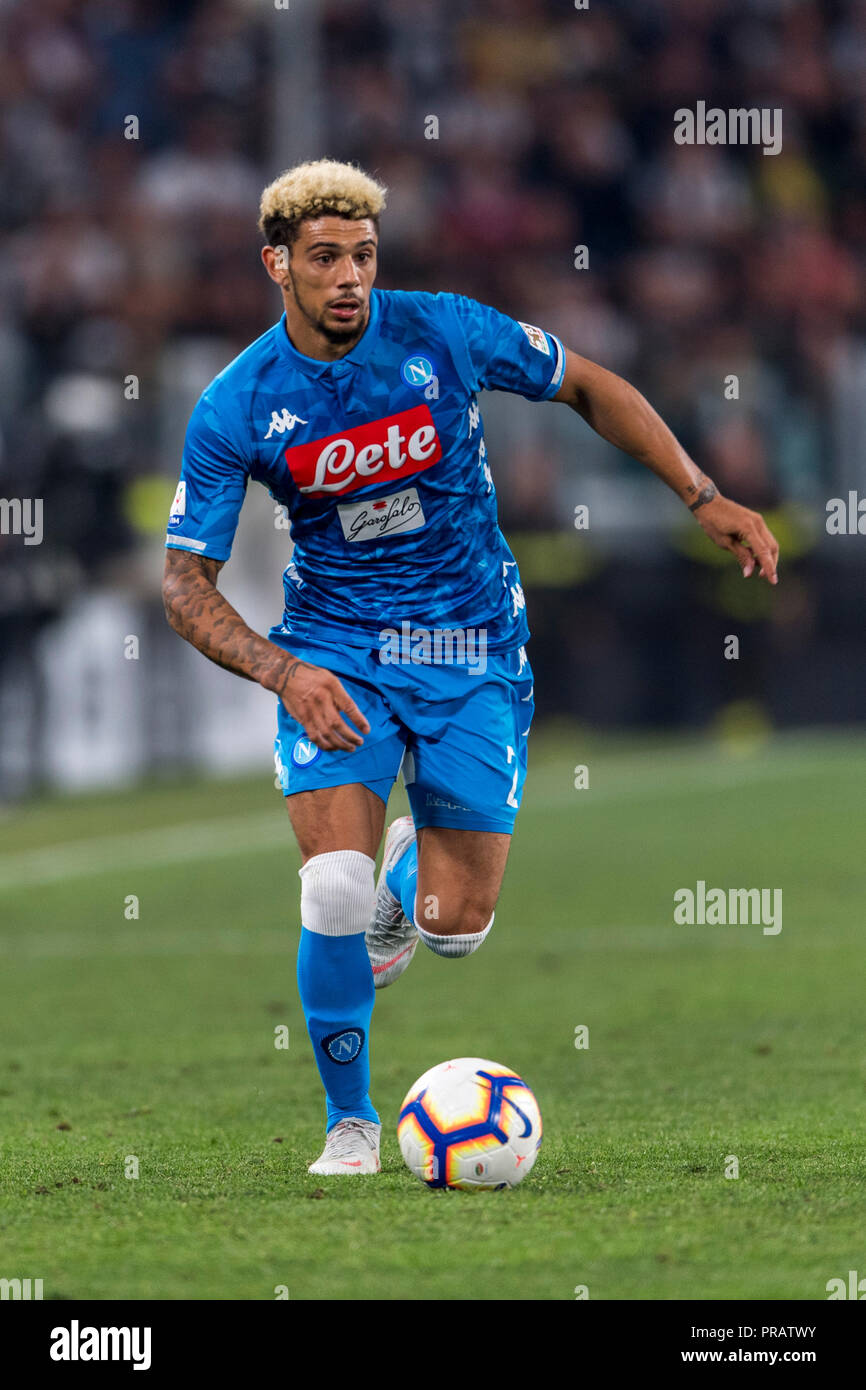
top-left (324, 1121), bottom-right (376, 1158)
top-left (369, 904), bottom-right (411, 944)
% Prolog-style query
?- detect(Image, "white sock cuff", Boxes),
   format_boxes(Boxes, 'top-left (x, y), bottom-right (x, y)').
top-left (414, 911), bottom-right (494, 958)
top-left (299, 850), bottom-right (376, 937)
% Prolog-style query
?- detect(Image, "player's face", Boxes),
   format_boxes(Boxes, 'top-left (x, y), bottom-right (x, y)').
top-left (285, 217), bottom-right (378, 347)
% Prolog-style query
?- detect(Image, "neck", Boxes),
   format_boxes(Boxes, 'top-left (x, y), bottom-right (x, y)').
top-left (282, 298), bottom-right (370, 362)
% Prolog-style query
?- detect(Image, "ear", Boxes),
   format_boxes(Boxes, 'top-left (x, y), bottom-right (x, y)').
top-left (261, 244), bottom-right (290, 283)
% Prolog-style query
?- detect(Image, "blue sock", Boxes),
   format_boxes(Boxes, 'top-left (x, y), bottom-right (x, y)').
top-left (297, 928), bottom-right (379, 1132)
top-left (386, 839), bottom-right (418, 925)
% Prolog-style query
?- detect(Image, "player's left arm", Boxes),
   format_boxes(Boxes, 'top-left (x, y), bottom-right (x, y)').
top-left (553, 348), bottom-right (779, 584)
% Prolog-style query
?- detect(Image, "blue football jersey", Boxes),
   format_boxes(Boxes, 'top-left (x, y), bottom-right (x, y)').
top-left (165, 290), bottom-right (565, 653)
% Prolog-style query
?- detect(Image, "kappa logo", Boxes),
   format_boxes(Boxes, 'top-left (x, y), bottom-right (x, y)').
top-left (265, 408), bottom-right (309, 439)
top-left (273, 741), bottom-right (289, 792)
top-left (283, 404), bottom-right (442, 498)
top-left (291, 736), bottom-right (321, 768)
top-left (321, 1028), bottom-right (365, 1064)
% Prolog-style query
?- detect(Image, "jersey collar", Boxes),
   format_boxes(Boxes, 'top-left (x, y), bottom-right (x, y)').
top-left (274, 289), bottom-right (381, 377)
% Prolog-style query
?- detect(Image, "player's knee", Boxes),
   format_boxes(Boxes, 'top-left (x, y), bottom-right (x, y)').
top-left (299, 849), bottom-right (376, 936)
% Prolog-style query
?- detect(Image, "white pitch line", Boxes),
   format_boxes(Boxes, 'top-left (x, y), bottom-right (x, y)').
top-left (0, 922), bottom-right (847, 961)
top-left (525, 753), bottom-right (845, 811)
top-left (0, 812), bottom-right (292, 892)
top-left (0, 749), bottom-right (856, 893)
top-left (0, 928), bottom-right (292, 958)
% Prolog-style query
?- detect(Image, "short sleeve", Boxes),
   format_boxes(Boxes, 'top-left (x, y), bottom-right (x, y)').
top-left (437, 293), bottom-right (566, 401)
top-left (165, 388), bottom-right (249, 561)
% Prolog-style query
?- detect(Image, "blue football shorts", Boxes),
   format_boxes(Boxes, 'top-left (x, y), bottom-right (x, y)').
top-left (272, 637), bottom-right (535, 834)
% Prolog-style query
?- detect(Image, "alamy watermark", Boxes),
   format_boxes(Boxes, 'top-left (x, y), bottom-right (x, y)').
top-left (674, 102), bottom-right (782, 156)
top-left (1, 1277), bottom-right (43, 1299)
top-left (50, 1322), bottom-right (152, 1370)
top-left (379, 621), bottom-right (487, 673)
top-left (827, 1270), bottom-right (866, 1299)
top-left (0, 498), bottom-right (43, 545)
top-left (826, 492), bottom-right (866, 534)
top-left (674, 880), bottom-right (782, 935)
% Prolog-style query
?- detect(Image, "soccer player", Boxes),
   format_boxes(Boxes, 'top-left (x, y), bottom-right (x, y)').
top-left (162, 160), bottom-right (779, 1175)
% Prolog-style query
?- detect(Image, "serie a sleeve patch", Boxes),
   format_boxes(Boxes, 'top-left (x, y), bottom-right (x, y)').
top-left (518, 322), bottom-right (550, 355)
top-left (168, 480), bottom-right (186, 526)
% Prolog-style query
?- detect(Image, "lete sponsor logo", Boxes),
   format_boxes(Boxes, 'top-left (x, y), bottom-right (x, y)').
top-left (284, 405), bottom-right (442, 498)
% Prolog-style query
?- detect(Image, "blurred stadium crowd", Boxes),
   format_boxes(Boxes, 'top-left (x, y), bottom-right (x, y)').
top-left (2, 0), bottom-right (866, 794)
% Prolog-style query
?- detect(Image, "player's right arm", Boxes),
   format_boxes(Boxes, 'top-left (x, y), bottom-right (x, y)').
top-left (162, 550), bottom-right (368, 753)
top-left (161, 550), bottom-right (368, 752)
top-left (163, 388), bottom-right (368, 753)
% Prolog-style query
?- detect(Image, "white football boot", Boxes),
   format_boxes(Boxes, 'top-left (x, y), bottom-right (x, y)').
top-left (366, 815), bottom-right (418, 989)
top-left (307, 1118), bottom-right (382, 1175)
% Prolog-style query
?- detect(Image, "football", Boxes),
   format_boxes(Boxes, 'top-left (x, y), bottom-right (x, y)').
top-left (397, 1057), bottom-right (542, 1190)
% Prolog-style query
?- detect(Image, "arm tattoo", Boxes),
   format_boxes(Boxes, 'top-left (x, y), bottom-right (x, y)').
top-left (161, 549), bottom-right (289, 692)
top-left (685, 476), bottom-right (718, 512)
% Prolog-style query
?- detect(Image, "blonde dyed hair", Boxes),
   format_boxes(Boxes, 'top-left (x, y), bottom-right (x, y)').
top-left (258, 159), bottom-right (387, 244)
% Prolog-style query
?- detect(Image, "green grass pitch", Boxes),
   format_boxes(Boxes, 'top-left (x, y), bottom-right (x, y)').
top-left (0, 728), bottom-right (864, 1301)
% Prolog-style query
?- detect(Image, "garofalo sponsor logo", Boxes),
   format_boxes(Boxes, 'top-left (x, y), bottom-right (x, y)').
top-left (674, 880), bottom-right (782, 935)
top-left (49, 1321), bottom-right (152, 1371)
top-left (674, 101), bottom-right (782, 156)
top-left (379, 621), bottom-right (488, 673)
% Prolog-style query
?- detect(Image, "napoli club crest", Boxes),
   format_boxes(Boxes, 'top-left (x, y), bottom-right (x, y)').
top-left (321, 1029), bottom-right (365, 1064)
top-left (400, 354), bottom-right (434, 389)
top-left (291, 736), bottom-right (321, 767)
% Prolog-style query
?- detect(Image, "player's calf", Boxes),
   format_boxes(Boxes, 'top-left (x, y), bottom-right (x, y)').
top-left (380, 824), bottom-right (505, 960)
top-left (410, 824), bottom-right (507, 958)
top-left (296, 849), bottom-right (380, 1142)
top-left (414, 904), bottom-right (495, 958)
